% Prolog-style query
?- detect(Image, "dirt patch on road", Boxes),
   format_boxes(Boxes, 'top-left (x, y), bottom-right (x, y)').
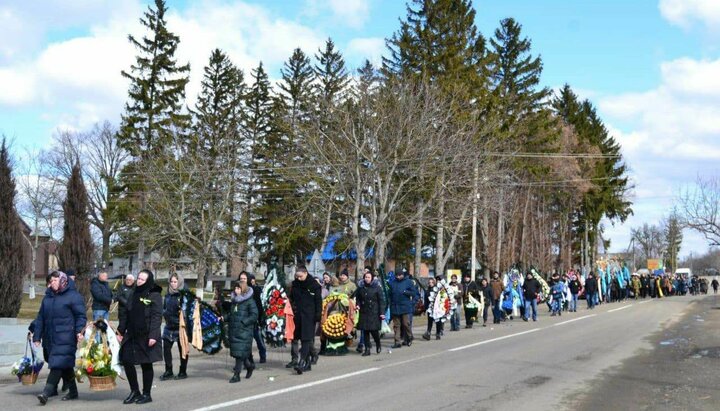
top-left (566, 296), bottom-right (720, 411)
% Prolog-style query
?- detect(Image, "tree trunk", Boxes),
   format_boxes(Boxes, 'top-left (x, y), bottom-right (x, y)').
top-left (435, 193), bottom-right (445, 277)
top-left (480, 196), bottom-right (490, 279)
top-left (519, 190), bottom-right (531, 270)
top-left (320, 202), bottom-right (333, 254)
top-left (495, 188), bottom-right (504, 273)
top-left (414, 199), bottom-right (424, 278)
top-left (102, 230), bottom-right (111, 267)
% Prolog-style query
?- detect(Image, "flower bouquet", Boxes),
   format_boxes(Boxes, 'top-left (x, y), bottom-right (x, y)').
top-left (11, 340), bottom-right (44, 386)
top-left (76, 321), bottom-right (120, 391)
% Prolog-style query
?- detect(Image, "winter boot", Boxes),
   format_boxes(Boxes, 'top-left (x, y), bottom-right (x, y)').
top-left (362, 346), bottom-right (371, 357)
top-left (159, 370), bottom-right (174, 381)
top-left (229, 373), bottom-right (241, 383)
top-left (285, 358), bottom-right (297, 368)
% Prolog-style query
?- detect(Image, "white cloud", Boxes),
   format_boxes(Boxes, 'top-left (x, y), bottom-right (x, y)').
top-left (305, 0), bottom-right (371, 29)
top-left (347, 37), bottom-right (385, 67)
top-left (659, 0), bottom-right (720, 29)
top-left (600, 56), bottom-right (720, 255)
top-left (0, 0), bottom-right (327, 132)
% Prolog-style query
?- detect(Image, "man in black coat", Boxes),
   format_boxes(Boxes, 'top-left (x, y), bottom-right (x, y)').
top-left (91, 271), bottom-right (112, 321)
top-left (114, 274), bottom-right (135, 327)
top-left (522, 272), bottom-right (541, 322)
top-left (585, 273), bottom-right (597, 309)
top-left (289, 266), bottom-right (322, 374)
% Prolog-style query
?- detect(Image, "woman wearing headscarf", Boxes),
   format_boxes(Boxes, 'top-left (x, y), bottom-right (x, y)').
top-left (33, 271), bottom-right (86, 405)
top-left (160, 273), bottom-right (189, 381)
top-left (355, 270), bottom-right (386, 355)
top-left (225, 278), bottom-right (258, 383)
top-left (117, 269), bottom-right (163, 405)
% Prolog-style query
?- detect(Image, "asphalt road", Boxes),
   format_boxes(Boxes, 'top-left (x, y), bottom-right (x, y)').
top-left (0, 295), bottom-right (712, 411)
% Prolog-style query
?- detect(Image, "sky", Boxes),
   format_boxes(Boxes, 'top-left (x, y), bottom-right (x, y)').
top-left (1, 0), bottom-right (719, 259)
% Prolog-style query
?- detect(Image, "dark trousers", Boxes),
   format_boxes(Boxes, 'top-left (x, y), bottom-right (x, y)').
top-left (125, 363), bottom-right (154, 395)
top-left (162, 338), bottom-right (187, 374)
top-left (291, 337), bottom-right (317, 361)
top-left (392, 314), bottom-right (412, 344)
top-left (492, 299), bottom-right (502, 323)
top-left (464, 308), bottom-right (475, 327)
top-left (425, 314), bottom-right (443, 336)
top-left (299, 338), bottom-right (315, 361)
top-left (252, 324), bottom-right (267, 360)
top-left (43, 368), bottom-right (76, 396)
top-left (482, 305), bottom-right (490, 324)
top-left (362, 330), bottom-right (381, 350)
top-left (233, 357), bottom-right (253, 373)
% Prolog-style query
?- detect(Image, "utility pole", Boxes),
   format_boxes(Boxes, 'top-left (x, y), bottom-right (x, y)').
top-left (470, 163), bottom-right (479, 281)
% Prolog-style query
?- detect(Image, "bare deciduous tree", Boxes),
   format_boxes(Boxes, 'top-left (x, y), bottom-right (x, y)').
top-left (678, 176), bottom-right (720, 247)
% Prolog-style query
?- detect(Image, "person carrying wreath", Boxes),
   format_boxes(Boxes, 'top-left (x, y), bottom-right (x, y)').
top-left (117, 269), bottom-right (163, 405)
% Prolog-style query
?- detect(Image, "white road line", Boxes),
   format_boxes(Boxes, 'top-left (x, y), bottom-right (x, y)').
top-left (191, 368), bottom-right (380, 411)
top-left (637, 300), bottom-right (652, 305)
top-left (608, 304), bottom-right (633, 313)
top-left (447, 328), bottom-right (540, 352)
top-left (553, 314), bottom-right (596, 326)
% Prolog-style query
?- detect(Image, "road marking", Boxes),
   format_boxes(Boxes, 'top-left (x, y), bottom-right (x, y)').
top-left (637, 300), bottom-right (652, 305)
top-left (191, 368), bottom-right (380, 411)
top-left (447, 328), bottom-right (540, 352)
top-left (608, 304), bottom-right (633, 312)
top-left (553, 314), bottom-right (596, 326)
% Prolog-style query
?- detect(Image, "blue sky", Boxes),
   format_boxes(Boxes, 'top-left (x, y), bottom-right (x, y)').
top-left (1, 0), bottom-right (719, 258)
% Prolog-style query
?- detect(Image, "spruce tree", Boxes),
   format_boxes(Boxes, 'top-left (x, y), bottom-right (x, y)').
top-left (119, 0), bottom-right (190, 157)
top-left (279, 48), bottom-right (315, 130)
top-left (0, 139), bottom-right (29, 317)
top-left (243, 62), bottom-right (275, 256)
top-left (385, 0), bottom-right (488, 94)
top-left (58, 163), bottom-right (95, 300)
top-left (117, 0), bottom-right (189, 267)
top-left (315, 38), bottom-right (350, 105)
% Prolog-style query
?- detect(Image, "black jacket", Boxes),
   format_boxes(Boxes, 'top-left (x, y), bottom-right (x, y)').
top-left (118, 284), bottom-right (163, 365)
top-left (585, 277), bottom-right (597, 294)
top-left (522, 278), bottom-right (541, 301)
top-left (33, 282), bottom-right (86, 369)
top-left (251, 284), bottom-right (264, 323)
top-left (461, 280), bottom-right (480, 301)
top-left (90, 278), bottom-right (112, 311)
top-left (479, 284), bottom-right (493, 306)
top-left (290, 277), bottom-right (322, 341)
top-left (568, 279), bottom-right (581, 294)
top-left (355, 282), bottom-right (386, 331)
top-left (162, 290), bottom-right (183, 331)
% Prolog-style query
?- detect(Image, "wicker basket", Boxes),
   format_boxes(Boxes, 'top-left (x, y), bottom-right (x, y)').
top-left (88, 375), bottom-right (116, 391)
top-left (21, 372), bottom-right (39, 385)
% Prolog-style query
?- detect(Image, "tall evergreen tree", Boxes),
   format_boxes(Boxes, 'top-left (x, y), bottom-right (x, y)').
top-left (315, 38), bottom-right (350, 105)
top-left (117, 0), bottom-right (189, 266)
top-left (119, 0), bottom-right (190, 157)
top-left (58, 163), bottom-right (95, 299)
top-left (384, 0), bottom-right (489, 96)
top-left (279, 48), bottom-right (315, 130)
top-left (0, 138), bottom-right (29, 317)
top-left (242, 62), bottom-right (276, 257)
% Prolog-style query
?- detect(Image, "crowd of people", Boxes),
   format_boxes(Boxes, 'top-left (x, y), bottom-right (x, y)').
top-left (27, 265), bottom-right (711, 406)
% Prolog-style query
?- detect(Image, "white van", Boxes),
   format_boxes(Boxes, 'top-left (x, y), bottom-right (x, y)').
top-left (675, 268), bottom-right (692, 277)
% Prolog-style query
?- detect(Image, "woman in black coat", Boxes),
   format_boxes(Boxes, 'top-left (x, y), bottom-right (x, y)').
top-left (355, 272), bottom-right (386, 356)
top-left (160, 273), bottom-right (188, 381)
top-left (118, 269), bottom-right (163, 405)
top-left (289, 266), bottom-right (322, 374)
top-left (33, 271), bottom-right (86, 405)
